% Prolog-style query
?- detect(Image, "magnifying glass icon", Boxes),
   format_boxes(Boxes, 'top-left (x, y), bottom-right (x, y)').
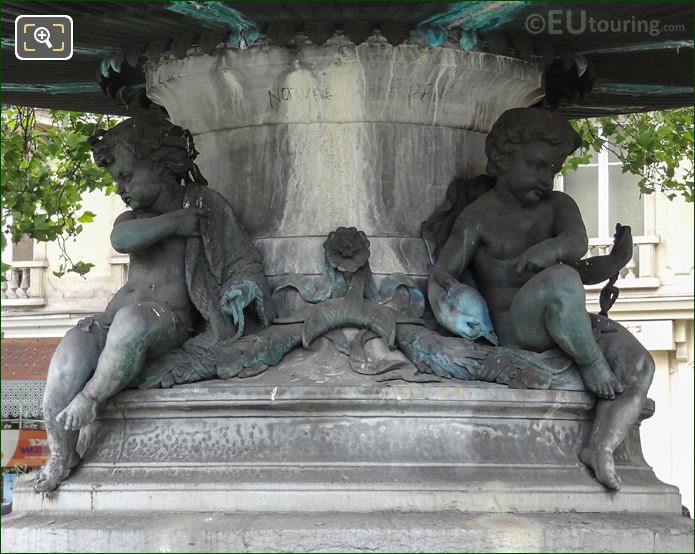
top-left (33, 26), bottom-right (53, 49)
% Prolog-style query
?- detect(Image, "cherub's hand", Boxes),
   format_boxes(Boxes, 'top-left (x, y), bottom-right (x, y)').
top-left (221, 281), bottom-right (261, 341)
top-left (432, 269), bottom-right (458, 292)
top-left (609, 223), bottom-right (633, 268)
top-left (173, 208), bottom-right (206, 237)
top-left (514, 242), bottom-right (559, 274)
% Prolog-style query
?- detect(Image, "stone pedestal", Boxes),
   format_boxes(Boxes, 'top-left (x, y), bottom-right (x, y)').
top-left (5, 374), bottom-right (683, 515)
top-left (3, 352), bottom-right (692, 552)
top-left (147, 43), bottom-right (543, 278)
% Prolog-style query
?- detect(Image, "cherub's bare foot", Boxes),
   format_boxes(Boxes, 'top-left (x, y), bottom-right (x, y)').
top-left (579, 356), bottom-right (624, 399)
top-left (580, 446), bottom-right (622, 491)
top-left (33, 456), bottom-right (69, 493)
top-left (56, 392), bottom-right (98, 430)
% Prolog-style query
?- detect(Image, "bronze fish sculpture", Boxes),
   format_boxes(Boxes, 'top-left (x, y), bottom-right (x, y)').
top-left (433, 283), bottom-right (498, 345)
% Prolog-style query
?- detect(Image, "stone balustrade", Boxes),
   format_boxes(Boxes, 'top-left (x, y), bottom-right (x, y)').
top-left (1, 261), bottom-right (48, 307)
top-left (585, 234), bottom-right (661, 290)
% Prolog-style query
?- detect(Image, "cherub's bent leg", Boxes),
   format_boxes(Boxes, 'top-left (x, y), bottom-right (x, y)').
top-left (34, 324), bottom-right (106, 493)
top-left (502, 264), bottom-right (622, 399)
top-left (579, 315), bottom-right (655, 490)
top-left (58, 302), bottom-right (188, 430)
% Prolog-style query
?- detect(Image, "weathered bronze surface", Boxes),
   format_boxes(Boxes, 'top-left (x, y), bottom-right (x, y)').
top-left (424, 107), bottom-right (654, 490)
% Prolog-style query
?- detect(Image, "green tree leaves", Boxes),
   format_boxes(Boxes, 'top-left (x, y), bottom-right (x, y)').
top-left (1, 107), bottom-right (119, 279)
top-left (565, 108), bottom-right (694, 202)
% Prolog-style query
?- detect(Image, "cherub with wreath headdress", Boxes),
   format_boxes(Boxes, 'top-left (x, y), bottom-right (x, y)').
top-left (34, 112), bottom-right (274, 493)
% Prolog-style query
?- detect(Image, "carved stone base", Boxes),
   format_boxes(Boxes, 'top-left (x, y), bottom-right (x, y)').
top-left (10, 358), bottom-right (682, 513)
top-left (4, 355), bottom-right (691, 552)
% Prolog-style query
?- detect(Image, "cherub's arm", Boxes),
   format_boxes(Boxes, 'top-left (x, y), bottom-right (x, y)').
top-left (551, 191), bottom-right (590, 261)
top-left (543, 193), bottom-right (634, 284)
top-left (111, 208), bottom-right (204, 253)
top-left (514, 192), bottom-right (588, 274)
top-left (428, 210), bottom-right (480, 309)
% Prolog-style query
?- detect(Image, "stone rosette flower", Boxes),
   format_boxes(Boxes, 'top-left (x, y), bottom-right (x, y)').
top-left (323, 227), bottom-right (371, 273)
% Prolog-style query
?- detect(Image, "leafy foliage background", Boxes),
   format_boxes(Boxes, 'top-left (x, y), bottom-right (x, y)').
top-left (565, 108), bottom-right (694, 202)
top-left (1, 107), bottom-right (118, 278)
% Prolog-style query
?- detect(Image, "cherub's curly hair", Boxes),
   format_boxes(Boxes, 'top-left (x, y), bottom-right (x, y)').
top-left (88, 112), bottom-right (208, 186)
top-left (485, 108), bottom-right (581, 178)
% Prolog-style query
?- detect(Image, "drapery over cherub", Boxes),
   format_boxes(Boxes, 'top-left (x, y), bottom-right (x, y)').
top-left (34, 112), bottom-right (273, 493)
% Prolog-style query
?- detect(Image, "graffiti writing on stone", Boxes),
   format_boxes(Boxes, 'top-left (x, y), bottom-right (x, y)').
top-left (367, 77), bottom-right (454, 107)
top-left (279, 130), bottom-right (333, 157)
top-left (268, 87), bottom-right (333, 109)
top-left (407, 83), bottom-right (438, 104)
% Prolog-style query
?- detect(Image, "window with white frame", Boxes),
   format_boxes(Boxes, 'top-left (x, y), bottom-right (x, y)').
top-left (556, 141), bottom-right (659, 284)
top-left (2, 218), bottom-right (35, 268)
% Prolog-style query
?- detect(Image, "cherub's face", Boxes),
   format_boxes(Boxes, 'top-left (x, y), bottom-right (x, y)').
top-left (498, 140), bottom-right (567, 205)
top-left (105, 145), bottom-right (175, 211)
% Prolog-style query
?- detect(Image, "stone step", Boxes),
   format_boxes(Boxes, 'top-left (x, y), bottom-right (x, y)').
top-left (13, 463), bottom-right (680, 514)
top-left (2, 510), bottom-right (693, 553)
